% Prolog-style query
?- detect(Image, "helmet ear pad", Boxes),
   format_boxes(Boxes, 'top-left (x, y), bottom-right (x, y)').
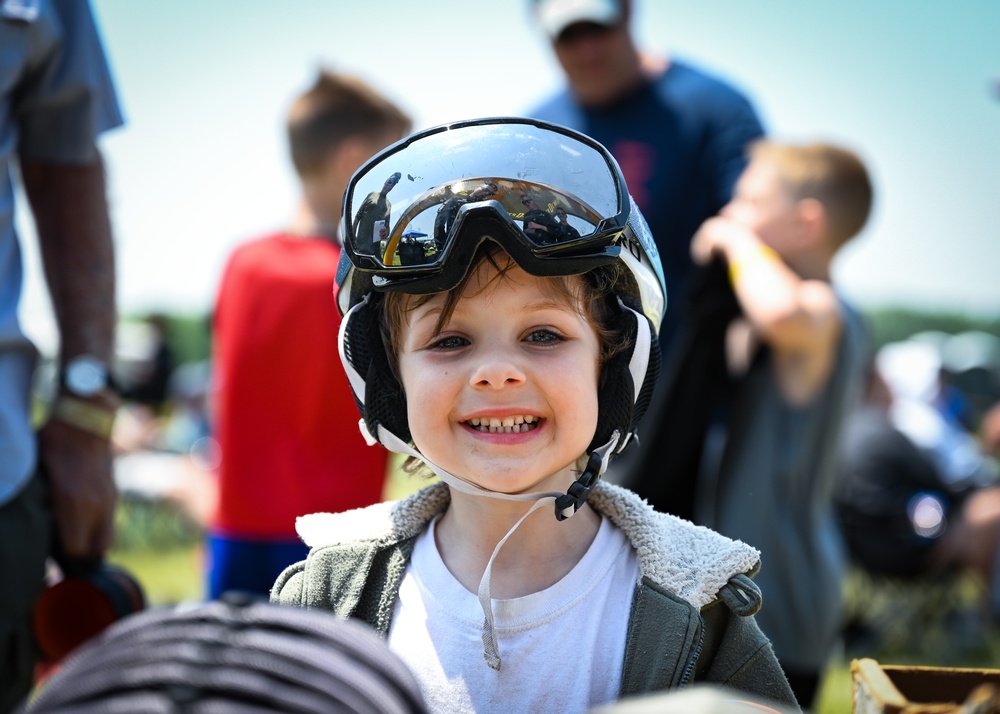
top-left (339, 293), bottom-right (412, 444)
top-left (589, 298), bottom-right (661, 454)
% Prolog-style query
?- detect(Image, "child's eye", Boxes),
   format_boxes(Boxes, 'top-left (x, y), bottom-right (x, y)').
top-left (525, 329), bottom-right (563, 344)
top-left (430, 335), bottom-right (469, 350)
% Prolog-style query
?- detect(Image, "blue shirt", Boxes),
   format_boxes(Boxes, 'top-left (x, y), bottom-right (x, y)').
top-left (0, 0), bottom-right (123, 502)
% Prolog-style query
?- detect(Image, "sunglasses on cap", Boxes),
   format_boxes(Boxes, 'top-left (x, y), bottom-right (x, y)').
top-left (340, 117), bottom-right (662, 299)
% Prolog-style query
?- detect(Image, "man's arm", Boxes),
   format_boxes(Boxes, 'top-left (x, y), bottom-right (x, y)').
top-left (691, 216), bottom-right (841, 405)
top-left (21, 154), bottom-right (118, 564)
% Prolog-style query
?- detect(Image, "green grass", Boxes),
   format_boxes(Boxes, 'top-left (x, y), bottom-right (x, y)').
top-left (106, 496), bottom-right (205, 606)
top-left (108, 545), bottom-right (204, 606)
top-left (816, 663), bottom-right (854, 714)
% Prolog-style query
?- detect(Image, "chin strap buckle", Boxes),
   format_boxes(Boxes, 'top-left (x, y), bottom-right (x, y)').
top-left (555, 452), bottom-right (603, 521)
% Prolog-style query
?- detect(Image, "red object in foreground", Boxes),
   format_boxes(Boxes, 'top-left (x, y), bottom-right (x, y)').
top-left (32, 563), bottom-right (145, 663)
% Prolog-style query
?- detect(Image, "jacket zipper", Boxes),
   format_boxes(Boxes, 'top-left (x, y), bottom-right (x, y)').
top-left (679, 623), bottom-right (705, 685)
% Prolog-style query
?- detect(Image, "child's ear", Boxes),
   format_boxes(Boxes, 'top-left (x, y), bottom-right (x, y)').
top-left (796, 197), bottom-right (827, 248)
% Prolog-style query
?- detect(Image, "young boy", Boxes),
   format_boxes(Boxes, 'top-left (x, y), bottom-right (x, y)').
top-left (687, 140), bottom-right (873, 707)
top-left (209, 71), bottom-right (410, 597)
top-left (272, 119), bottom-right (798, 712)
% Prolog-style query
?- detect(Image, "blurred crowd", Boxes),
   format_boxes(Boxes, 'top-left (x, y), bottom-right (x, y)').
top-left (836, 332), bottom-right (1000, 607)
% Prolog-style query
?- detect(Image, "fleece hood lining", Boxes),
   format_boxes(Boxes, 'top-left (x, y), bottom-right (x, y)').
top-left (295, 481), bottom-right (760, 611)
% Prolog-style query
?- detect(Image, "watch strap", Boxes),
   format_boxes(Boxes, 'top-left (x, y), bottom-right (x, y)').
top-left (50, 396), bottom-right (117, 440)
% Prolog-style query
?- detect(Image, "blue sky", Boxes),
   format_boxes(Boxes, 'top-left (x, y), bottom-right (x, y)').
top-left (17, 1), bottom-right (1000, 349)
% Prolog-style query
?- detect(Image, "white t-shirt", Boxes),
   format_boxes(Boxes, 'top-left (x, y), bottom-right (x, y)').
top-left (387, 514), bottom-right (640, 714)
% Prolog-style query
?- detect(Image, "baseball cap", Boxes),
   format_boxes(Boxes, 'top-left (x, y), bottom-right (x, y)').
top-left (534, 0), bottom-right (624, 40)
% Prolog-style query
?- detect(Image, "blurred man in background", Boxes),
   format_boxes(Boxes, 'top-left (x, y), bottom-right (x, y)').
top-left (0, 1), bottom-right (123, 709)
top-left (526, 0), bottom-right (767, 505)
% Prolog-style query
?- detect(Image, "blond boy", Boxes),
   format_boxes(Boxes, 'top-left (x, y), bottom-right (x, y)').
top-left (689, 140), bottom-right (873, 707)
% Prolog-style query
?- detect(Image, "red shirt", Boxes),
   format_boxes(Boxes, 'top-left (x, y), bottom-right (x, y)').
top-left (212, 233), bottom-right (387, 537)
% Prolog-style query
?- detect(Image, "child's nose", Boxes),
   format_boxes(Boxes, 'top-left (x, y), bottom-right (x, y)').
top-left (470, 355), bottom-right (526, 390)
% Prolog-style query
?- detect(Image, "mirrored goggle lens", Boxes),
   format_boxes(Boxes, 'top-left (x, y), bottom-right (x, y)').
top-left (343, 119), bottom-right (627, 271)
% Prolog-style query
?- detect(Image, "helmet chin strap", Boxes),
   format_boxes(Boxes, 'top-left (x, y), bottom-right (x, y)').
top-left (373, 426), bottom-right (620, 670)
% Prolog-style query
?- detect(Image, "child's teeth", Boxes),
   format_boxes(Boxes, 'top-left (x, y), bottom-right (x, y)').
top-left (467, 415), bottom-right (539, 433)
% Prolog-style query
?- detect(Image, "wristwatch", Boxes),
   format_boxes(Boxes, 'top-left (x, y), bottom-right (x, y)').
top-left (61, 355), bottom-right (113, 398)
top-left (52, 355), bottom-right (119, 439)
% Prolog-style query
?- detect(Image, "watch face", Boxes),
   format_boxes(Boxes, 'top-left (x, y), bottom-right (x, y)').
top-left (66, 356), bottom-right (108, 397)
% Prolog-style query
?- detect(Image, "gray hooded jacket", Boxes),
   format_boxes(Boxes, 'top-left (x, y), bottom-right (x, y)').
top-left (271, 480), bottom-right (798, 709)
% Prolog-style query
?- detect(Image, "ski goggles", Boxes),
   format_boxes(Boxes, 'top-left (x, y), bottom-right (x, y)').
top-left (340, 117), bottom-right (662, 296)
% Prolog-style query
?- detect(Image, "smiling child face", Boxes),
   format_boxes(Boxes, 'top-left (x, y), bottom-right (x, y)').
top-left (395, 258), bottom-right (602, 495)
